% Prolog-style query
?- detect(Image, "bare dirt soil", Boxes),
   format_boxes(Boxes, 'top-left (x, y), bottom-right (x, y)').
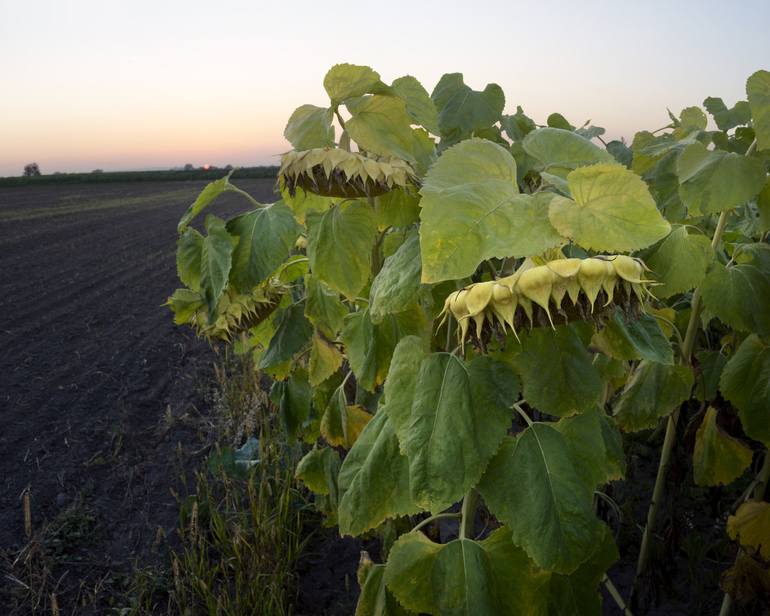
top-left (0, 180), bottom-right (277, 613)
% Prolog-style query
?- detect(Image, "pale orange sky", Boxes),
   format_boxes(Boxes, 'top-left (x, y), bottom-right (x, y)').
top-left (1, 0), bottom-right (768, 176)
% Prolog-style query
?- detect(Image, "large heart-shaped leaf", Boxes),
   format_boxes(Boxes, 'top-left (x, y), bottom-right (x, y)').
top-left (548, 164), bottom-right (671, 252)
top-left (419, 138), bottom-right (563, 283)
top-left (324, 63), bottom-right (384, 103)
top-left (522, 127), bottom-right (613, 174)
top-left (346, 95), bottom-right (432, 165)
top-left (701, 249), bottom-right (770, 337)
top-left (478, 425), bottom-right (604, 574)
top-left (392, 75), bottom-right (439, 135)
top-left (644, 226), bottom-right (713, 298)
top-left (385, 528), bottom-right (551, 616)
top-left (677, 141), bottom-right (766, 215)
top-left (338, 411), bottom-right (420, 536)
top-left (307, 200), bottom-right (377, 299)
top-left (513, 323), bottom-right (603, 417)
top-left (431, 73), bottom-right (505, 144)
top-left (226, 201), bottom-right (300, 292)
top-left (612, 361), bottom-right (693, 432)
top-left (402, 354), bottom-right (519, 512)
top-left (369, 230), bottom-right (422, 323)
top-left (283, 104), bottom-right (335, 150)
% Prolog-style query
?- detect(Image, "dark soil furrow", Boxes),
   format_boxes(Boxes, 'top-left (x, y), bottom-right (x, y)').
top-left (0, 179), bottom-right (276, 615)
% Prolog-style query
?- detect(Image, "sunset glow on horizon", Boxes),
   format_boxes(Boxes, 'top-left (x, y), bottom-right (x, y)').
top-left (2, 0), bottom-right (769, 177)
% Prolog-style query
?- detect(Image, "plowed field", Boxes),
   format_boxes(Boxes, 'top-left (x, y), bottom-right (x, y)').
top-left (0, 179), bottom-right (276, 611)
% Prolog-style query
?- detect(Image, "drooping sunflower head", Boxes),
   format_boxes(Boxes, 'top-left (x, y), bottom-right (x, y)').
top-left (279, 148), bottom-right (416, 198)
top-left (439, 255), bottom-right (654, 349)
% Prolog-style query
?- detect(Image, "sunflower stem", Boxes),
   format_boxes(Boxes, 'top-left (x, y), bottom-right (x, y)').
top-left (459, 489), bottom-right (478, 540)
top-left (632, 207), bottom-right (732, 596)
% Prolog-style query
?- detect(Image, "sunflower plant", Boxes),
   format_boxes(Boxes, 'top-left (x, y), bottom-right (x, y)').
top-left (168, 64), bottom-right (770, 615)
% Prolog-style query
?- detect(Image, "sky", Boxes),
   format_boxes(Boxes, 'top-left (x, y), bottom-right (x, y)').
top-left (1, 0), bottom-right (769, 177)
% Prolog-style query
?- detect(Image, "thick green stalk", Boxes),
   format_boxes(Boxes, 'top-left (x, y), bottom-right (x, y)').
top-left (718, 450), bottom-right (770, 616)
top-left (459, 489), bottom-right (478, 539)
top-left (633, 208), bottom-right (731, 586)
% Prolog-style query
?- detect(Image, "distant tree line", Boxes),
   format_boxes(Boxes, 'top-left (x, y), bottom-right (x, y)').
top-left (3, 166), bottom-right (277, 187)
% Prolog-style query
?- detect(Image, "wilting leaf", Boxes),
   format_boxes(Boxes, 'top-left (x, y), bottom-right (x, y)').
top-left (728, 502), bottom-right (770, 559)
top-left (341, 306), bottom-right (427, 392)
top-left (392, 75), bottom-right (440, 135)
top-left (200, 215), bottom-right (236, 318)
top-left (309, 331), bottom-right (343, 386)
top-left (720, 334), bottom-right (770, 447)
top-left (320, 386), bottom-right (372, 449)
top-left (177, 227), bottom-right (203, 291)
top-left (613, 361), bottom-right (693, 432)
top-left (259, 302), bottom-right (312, 369)
top-left (693, 407), bottom-right (753, 487)
top-left (338, 411), bottom-right (420, 536)
top-left (295, 446), bottom-right (340, 496)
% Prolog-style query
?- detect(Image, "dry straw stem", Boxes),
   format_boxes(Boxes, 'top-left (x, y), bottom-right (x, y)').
top-left (22, 490), bottom-right (32, 539)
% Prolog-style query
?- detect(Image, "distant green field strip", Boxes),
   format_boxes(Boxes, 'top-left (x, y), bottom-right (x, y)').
top-left (0, 188), bottom-right (194, 221)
